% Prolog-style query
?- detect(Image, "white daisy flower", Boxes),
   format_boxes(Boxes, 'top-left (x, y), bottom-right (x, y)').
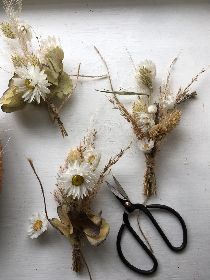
top-left (13, 64), bottom-right (51, 104)
top-left (57, 161), bottom-right (97, 200)
top-left (27, 212), bottom-right (48, 239)
top-left (138, 112), bottom-right (155, 133)
top-left (83, 148), bottom-right (101, 170)
top-left (138, 138), bottom-right (154, 153)
top-left (162, 95), bottom-right (176, 110)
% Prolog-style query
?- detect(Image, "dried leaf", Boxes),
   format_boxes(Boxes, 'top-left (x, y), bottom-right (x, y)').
top-left (50, 218), bottom-right (73, 237)
top-left (57, 205), bottom-right (71, 226)
top-left (43, 47), bottom-right (64, 85)
top-left (86, 219), bottom-right (110, 246)
top-left (0, 84), bottom-right (25, 113)
top-left (69, 211), bottom-right (100, 237)
top-left (51, 71), bottom-right (73, 99)
top-left (83, 212), bottom-right (103, 237)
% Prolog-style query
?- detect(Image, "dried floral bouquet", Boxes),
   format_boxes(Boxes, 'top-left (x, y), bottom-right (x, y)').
top-left (98, 51), bottom-right (205, 198)
top-left (27, 126), bottom-right (129, 276)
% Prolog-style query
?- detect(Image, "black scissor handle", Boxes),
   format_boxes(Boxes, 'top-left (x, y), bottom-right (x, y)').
top-left (116, 204), bottom-right (187, 275)
top-left (132, 203), bottom-right (188, 252)
top-left (117, 212), bottom-right (158, 275)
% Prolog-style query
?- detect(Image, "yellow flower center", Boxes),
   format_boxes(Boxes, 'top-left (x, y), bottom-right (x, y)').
top-left (33, 220), bottom-right (43, 231)
top-left (88, 155), bottom-right (96, 165)
top-left (25, 79), bottom-right (34, 90)
top-left (72, 175), bottom-right (84, 186)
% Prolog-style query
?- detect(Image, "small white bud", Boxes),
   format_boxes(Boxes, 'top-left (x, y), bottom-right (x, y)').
top-left (148, 104), bottom-right (157, 114)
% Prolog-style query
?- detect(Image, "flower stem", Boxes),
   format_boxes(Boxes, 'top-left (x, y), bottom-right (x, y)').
top-left (46, 99), bottom-right (68, 137)
top-left (72, 236), bottom-right (82, 273)
top-left (144, 151), bottom-right (156, 198)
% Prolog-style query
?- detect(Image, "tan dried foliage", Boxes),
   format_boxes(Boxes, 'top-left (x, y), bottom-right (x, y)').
top-left (149, 110), bottom-right (181, 141)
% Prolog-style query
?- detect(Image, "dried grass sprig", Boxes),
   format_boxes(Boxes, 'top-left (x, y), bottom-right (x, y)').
top-left (95, 143), bottom-right (131, 190)
top-left (176, 68), bottom-right (205, 104)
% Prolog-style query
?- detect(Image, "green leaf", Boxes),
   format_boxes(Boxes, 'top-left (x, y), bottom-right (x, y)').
top-left (51, 71), bottom-right (73, 99)
top-left (43, 47), bottom-right (64, 85)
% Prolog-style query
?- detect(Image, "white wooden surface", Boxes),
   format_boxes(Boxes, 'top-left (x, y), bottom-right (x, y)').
top-left (0, 0), bottom-right (210, 279)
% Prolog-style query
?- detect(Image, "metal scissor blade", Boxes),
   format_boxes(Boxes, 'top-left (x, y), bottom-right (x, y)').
top-left (112, 176), bottom-right (130, 201)
top-left (106, 176), bottom-right (130, 203)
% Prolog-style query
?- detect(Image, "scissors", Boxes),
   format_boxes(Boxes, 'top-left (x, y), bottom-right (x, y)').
top-left (106, 176), bottom-right (187, 275)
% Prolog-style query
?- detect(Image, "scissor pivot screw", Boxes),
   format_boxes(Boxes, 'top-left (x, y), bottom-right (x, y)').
top-left (125, 201), bottom-right (131, 207)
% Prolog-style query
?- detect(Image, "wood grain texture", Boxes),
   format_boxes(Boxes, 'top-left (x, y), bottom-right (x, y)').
top-left (0, 1), bottom-right (210, 279)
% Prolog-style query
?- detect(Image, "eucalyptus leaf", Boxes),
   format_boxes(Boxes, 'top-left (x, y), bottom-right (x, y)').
top-left (50, 218), bottom-right (72, 237)
top-left (86, 219), bottom-right (110, 246)
top-left (51, 71), bottom-right (73, 99)
top-left (0, 85), bottom-right (25, 113)
top-left (43, 47), bottom-right (64, 85)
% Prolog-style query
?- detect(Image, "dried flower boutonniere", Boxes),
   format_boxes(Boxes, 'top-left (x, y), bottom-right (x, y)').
top-left (96, 48), bottom-right (205, 199)
top-left (0, 0), bottom-right (73, 136)
top-left (27, 126), bottom-right (129, 278)
top-left (0, 1), bottom-right (106, 137)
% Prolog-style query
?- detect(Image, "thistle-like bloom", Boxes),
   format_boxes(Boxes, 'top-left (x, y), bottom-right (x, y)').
top-left (58, 161), bottom-right (97, 199)
top-left (27, 212), bottom-right (48, 239)
top-left (13, 64), bottom-right (51, 103)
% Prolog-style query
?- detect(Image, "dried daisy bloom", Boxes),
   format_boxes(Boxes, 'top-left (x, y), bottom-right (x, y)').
top-left (96, 49), bottom-right (205, 198)
top-left (27, 212), bottom-right (48, 239)
top-left (27, 126), bottom-right (129, 277)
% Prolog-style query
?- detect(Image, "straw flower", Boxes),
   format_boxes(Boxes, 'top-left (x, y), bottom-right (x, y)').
top-left (27, 212), bottom-right (48, 239)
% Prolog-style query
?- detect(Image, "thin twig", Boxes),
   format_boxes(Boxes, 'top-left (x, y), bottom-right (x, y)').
top-left (94, 46), bottom-right (114, 91)
top-left (96, 89), bottom-right (149, 96)
top-left (81, 251), bottom-right (93, 280)
top-left (166, 56), bottom-right (178, 86)
top-left (70, 74), bottom-right (107, 79)
top-left (46, 99), bottom-right (68, 137)
top-left (27, 159), bottom-right (50, 221)
top-left (125, 48), bottom-right (136, 71)
top-left (73, 63), bottom-right (82, 91)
